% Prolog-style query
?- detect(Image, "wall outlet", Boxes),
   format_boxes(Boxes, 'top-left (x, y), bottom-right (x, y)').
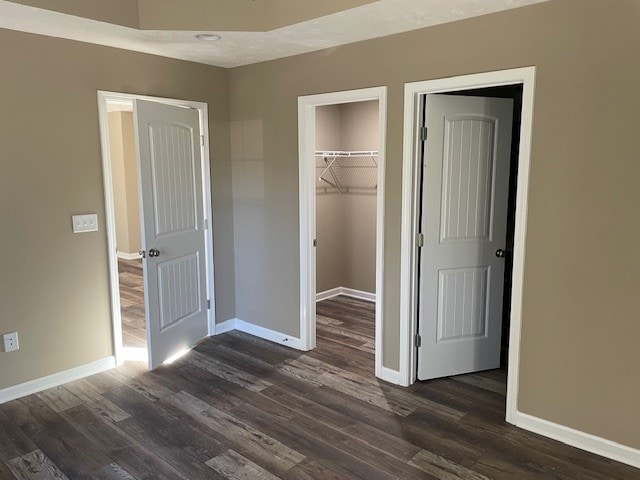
top-left (3, 332), bottom-right (19, 353)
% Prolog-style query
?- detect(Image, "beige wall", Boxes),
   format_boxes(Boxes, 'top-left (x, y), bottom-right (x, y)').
top-left (9, 0), bottom-right (139, 28)
top-left (108, 111), bottom-right (140, 255)
top-left (228, 0), bottom-right (640, 450)
top-left (137, 0), bottom-right (377, 32)
top-left (315, 105), bottom-right (344, 293)
top-left (8, 0), bottom-right (377, 33)
top-left (0, 28), bottom-right (235, 390)
top-left (340, 101), bottom-right (378, 294)
top-left (341, 195), bottom-right (376, 293)
top-left (315, 102), bottom-right (378, 294)
top-left (1, 0), bottom-right (639, 454)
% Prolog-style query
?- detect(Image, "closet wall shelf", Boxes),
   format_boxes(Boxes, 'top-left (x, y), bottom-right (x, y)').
top-left (315, 150), bottom-right (378, 158)
top-left (315, 150), bottom-right (379, 194)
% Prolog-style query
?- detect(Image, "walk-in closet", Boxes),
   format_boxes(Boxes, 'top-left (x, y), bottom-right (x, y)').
top-left (315, 100), bottom-right (379, 360)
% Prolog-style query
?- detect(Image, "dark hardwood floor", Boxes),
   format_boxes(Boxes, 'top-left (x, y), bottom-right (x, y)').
top-left (118, 258), bottom-right (146, 348)
top-left (1, 296), bottom-right (638, 479)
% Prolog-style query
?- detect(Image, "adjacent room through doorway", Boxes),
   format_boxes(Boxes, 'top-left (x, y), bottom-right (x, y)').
top-left (105, 105), bottom-right (147, 353)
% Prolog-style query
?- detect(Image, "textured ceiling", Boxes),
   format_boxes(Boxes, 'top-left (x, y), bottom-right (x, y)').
top-left (0, 0), bottom-right (549, 68)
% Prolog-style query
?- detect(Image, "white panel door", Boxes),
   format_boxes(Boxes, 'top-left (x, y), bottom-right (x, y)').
top-left (133, 99), bottom-right (208, 369)
top-left (417, 94), bottom-right (513, 380)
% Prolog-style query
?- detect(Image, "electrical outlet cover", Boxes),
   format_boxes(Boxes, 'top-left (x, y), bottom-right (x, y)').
top-left (3, 332), bottom-right (19, 352)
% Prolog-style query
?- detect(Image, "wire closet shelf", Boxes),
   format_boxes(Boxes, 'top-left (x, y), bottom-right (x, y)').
top-left (315, 150), bottom-right (378, 194)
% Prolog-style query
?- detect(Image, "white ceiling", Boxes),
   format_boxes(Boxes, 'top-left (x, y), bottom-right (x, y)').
top-left (0, 0), bottom-right (548, 68)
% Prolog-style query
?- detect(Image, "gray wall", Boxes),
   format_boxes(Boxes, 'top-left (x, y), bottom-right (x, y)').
top-left (0, 29), bottom-right (235, 390)
top-left (315, 105), bottom-right (344, 293)
top-left (315, 101), bottom-right (378, 295)
top-left (2, 0), bottom-right (640, 454)
top-left (340, 101), bottom-right (378, 294)
top-left (228, 0), bottom-right (640, 450)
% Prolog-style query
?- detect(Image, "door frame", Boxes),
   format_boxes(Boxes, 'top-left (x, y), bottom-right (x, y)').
top-left (399, 67), bottom-right (536, 424)
top-left (97, 91), bottom-right (217, 366)
top-left (298, 87), bottom-right (391, 382)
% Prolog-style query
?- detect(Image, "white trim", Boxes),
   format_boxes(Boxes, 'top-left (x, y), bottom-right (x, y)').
top-left (235, 319), bottom-right (303, 350)
top-left (398, 66), bottom-right (537, 429)
top-left (316, 287), bottom-right (375, 302)
top-left (97, 91), bottom-right (217, 366)
top-left (214, 318), bottom-right (237, 335)
top-left (198, 102), bottom-right (217, 338)
top-left (97, 94), bottom-right (124, 365)
top-left (121, 347), bottom-right (148, 362)
top-left (298, 86), bottom-right (388, 373)
top-left (0, 357), bottom-right (115, 404)
top-left (514, 412), bottom-right (640, 470)
top-left (116, 251), bottom-right (142, 261)
top-left (377, 366), bottom-right (401, 385)
top-left (215, 318), bottom-right (303, 350)
top-left (341, 287), bottom-right (376, 302)
top-left (315, 287), bottom-right (342, 302)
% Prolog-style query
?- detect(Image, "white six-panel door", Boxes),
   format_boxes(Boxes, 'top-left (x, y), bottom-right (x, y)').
top-left (133, 99), bottom-right (209, 369)
top-left (417, 94), bottom-right (513, 380)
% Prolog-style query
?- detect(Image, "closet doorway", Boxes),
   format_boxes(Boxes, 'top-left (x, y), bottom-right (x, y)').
top-left (298, 87), bottom-right (390, 382)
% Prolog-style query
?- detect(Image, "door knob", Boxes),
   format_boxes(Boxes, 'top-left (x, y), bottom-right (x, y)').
top-left (148, 248), bottom-right (160, 258)
top-left (495, 249), bottom-right (509, 258)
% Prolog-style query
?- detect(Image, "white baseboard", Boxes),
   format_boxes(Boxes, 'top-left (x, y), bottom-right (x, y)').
top-left (316, 287), bottom-right (342, 302)
top-left (0, 356), bottom-right (116, 404)
top-left (117, 251), bottom-right (142, 260)
top-left (214, 318), bottom-right (237, 335)
top-left (214, 318), bottom-right (302, 350)
top-left (376, 365), bottom-right (401, 385)
top-left (316, 286), bottom-right (376, 303)
top-left (514, 411), bottom-right (640, 469)
top-left (341, 287), bottom-right (376, 302)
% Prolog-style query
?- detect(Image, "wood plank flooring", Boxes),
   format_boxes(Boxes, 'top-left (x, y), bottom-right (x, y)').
top-left (118, 258), bottom-right (146, 348)
top-left (1, 295), bottom-right (638, 479)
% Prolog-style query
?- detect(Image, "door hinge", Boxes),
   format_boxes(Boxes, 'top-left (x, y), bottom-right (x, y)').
top-left (420, 126), bottom-right (428, 141)
top-left (203, 219), bottom-right (209, 230)
top-left (417, 232), bottom-right (424, 248)
top-left (415, 334), bottom-right (422, 347)
top-left (207, 299), bottom-right (211, 310)
top-left (313, 239), bottom-right (317, 247)
top-left (200, 135), bottom-right (205, 147)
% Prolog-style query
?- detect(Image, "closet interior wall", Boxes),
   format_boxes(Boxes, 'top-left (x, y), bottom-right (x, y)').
top-left (315, 100), bottom-right (379, 296)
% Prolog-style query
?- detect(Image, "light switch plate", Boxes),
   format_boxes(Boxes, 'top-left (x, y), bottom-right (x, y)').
top-left (72, 214), bottom-right (98, 233)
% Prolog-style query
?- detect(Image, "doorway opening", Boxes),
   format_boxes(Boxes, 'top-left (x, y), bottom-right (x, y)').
top-left (315, 100), bottom-right (380, 371)
top-left (104, 103), bottom-right (147, 361)
top-left (413, 85), bottom-right (523, 398)
top-left (298, 87), bottom-right (391, 382)
top-left (97, 92), bottom-right (217, 368)
top-left (400, 67), bottom-right (535, 423)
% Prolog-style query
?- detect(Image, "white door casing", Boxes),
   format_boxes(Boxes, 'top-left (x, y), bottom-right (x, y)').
top-left (417, 94), bottom-right (513, 380)
top-left (298, 87), bottom-right (390, 382)
top-left (133, 99), bottom-right (209, 369)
